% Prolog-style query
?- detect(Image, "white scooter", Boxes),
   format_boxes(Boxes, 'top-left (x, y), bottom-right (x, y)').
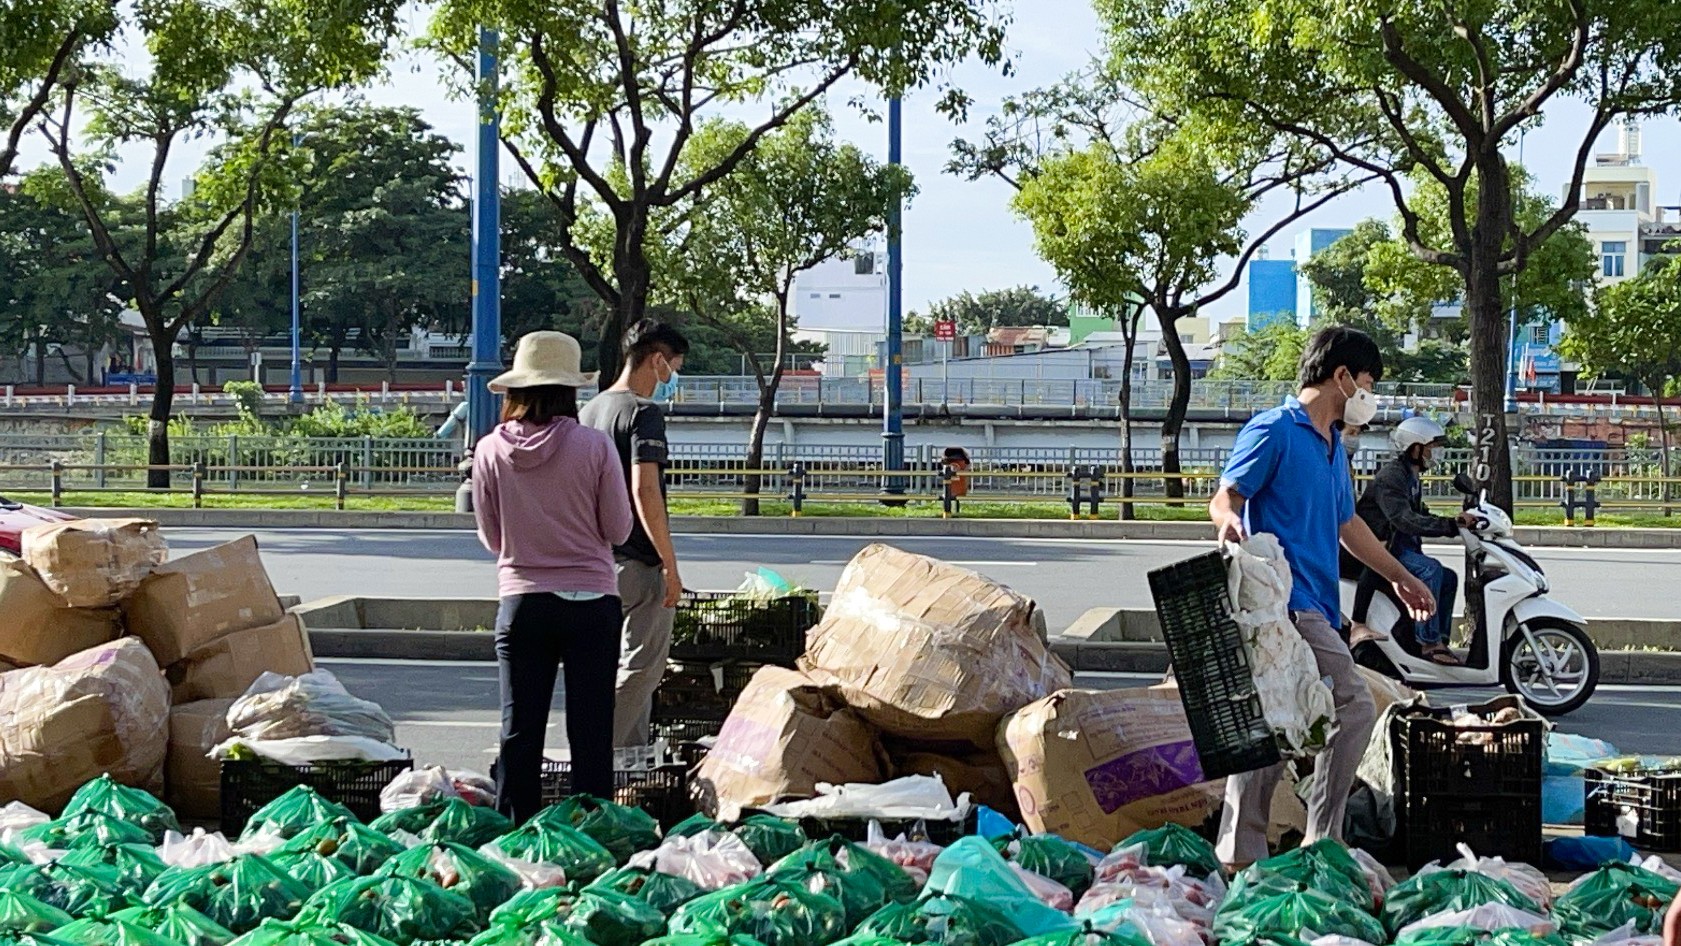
top-left (1342, 472), bottom-right (1599, 716)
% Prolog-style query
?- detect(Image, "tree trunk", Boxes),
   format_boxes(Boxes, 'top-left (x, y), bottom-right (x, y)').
top-left (32, 332), bottom-right (45, 385)
top-left (147, 344), bottom-right (177, 489)
top-left (1653, 385), bottom-right (1672, 515)
top-left (599, 251), bottom-right (651, 383)
top-left (328, 323), bottom-right (345, 383)
top-left (1118, 305), bottom-right (1143, 520)
top-left (1464, 159), bottom-right (1517, 512)
top-left (743, 308), bottom-right (792, 518)
top-left (1156, 306), bottom-right (1192, 500)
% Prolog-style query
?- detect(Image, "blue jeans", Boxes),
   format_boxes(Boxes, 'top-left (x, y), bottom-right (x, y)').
top-left (1395, 547), bottom-right (1458, 646)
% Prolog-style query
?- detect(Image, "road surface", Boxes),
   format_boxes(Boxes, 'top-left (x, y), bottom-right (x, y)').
top-left (321, 658), bottom-right (1681, 775)
top-left (166, 528), bottom-right (1681, 633)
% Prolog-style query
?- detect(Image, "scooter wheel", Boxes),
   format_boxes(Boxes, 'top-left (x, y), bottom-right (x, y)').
top-left (1501, 617), bottom-right (1599, 716)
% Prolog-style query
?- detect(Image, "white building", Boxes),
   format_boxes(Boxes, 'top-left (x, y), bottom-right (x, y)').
top-left (792, 246), bottom-right (886, 377)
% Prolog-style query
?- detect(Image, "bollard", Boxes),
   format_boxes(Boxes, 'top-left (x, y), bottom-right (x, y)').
top-left (940, 463), bottom-right (957, 519)
top-left (129, 382), bottom-right (139, 407)
top-left (1066, 465), bottom-right (1084, 520)
top-left (192, 462), bottom-right (206, 508)
top-left (65, 384), bottom-right (75, 407)
top-left (786, 462), bottom-right (806, 517)
top-left (1584, 476), bottom-right (1599, 527)
top-left (4, 384), bottom-right (12, 407)
top-left (1087, 465), bottom-right (1105, 519)
top-left (335, 462), bottom-right (349, 510)
top-left (1560, 475), bottom-right (1577, 527)
top-left (50, 460), bottom-right (63, 508)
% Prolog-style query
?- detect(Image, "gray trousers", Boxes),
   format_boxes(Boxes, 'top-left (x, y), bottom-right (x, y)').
top-left (612, 559), bottom-right (675, 748)
top-left (1216, 609), bottom-right (1377, 866)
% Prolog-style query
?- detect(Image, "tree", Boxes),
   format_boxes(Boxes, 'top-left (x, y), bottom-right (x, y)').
top-left (34, 0), bottom-right (403, 486)
top-left (1209, 321), bottom-right (1309, 382)
top-left (649, 109), bottom-right (912, 514)
top-left (1564, 256), bottom-right (1681, 501)
top-left (1, 0), bottom-right (116, 180)
top-left (426, 0), bottom-right (1007, 382)
top-left (920, 285), bottom-right (1066, 335)
top-left (499, 187), bottom-right (602, 364)
top-left (1107, 0), bottom-right (1681, 510)
top-left (958, 65), bottom-right (1362, 496)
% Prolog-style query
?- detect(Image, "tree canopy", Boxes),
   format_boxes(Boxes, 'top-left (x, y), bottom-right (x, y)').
top-left (914, 286), bottom-right (1066, 335)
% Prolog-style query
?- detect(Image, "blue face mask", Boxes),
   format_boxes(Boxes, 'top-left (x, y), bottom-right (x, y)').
top-left (652, 363), bottom-right (680, 401)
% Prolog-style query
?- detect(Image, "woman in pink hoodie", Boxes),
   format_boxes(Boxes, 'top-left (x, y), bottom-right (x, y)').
top-left (473, 332), bottom-right (633, 822)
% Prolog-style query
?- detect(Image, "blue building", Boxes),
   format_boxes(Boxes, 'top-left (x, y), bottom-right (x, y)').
top-left (1246, 259), bottom-right (1298, 330)
top-left (1295, 228), bottom-right (1353, 326)
top-left (1512, 318), bottom-right (1565, 394)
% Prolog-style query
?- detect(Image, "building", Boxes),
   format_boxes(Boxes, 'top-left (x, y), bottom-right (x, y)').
top-left (1246, 257), bottom-right (1298, 330)
top-left (791, 245), bottom-right (887, 377)
top-left (1294, 227), bottom-right (1353, 325)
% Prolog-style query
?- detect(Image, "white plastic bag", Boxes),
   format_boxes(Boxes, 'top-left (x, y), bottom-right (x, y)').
top-left (1399, 903), bottom-right (1556, 939)
top-left (1636, 855), bottom-right (1681, 886)
top-left (451, 771), bottom-right (495, 807)
top-left (381, 766), bottom-right (458, 812)
top-left (1086, 900), bottom-right (1211, 946)
top-left (629, 830), bottom-right (761, 890)
top-left (1076, 861), bottom-right (1221, 931)
top-left (1448, 843), bottom-right (1552, 910)
top-left (211, 735), bottom-right (410, 765)
top-left (386, 829), bottom-right (426, 849)
top-left (0, 802), bottom-right (49, 836)
top-left (761, 774), bottom-right (970, 821)
top-left (1349, 847), bottom-right (1396, 907)
top-left (862, 820), bottom-right (943, 887)
top-left (1227, 536), bottom-right (1338, 754)
top-left (1591, 921), bottom-right (1664, 946)
top-left (157, 828), bottom-right (235, 868)
top-left (1009, 862), bottom-right (1075, 912)
top-left (228, 670), bottom-right (396, 743)
top-left (478, 843), bottom-right (568, 889)
top-left (231, 824), bottom-right (289, 857)
top-left (1310, 936), bottom-right (1381, 946)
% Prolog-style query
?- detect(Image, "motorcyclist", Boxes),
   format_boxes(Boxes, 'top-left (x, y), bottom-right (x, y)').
top-left (1355, 416), bottom-right (1479, 665)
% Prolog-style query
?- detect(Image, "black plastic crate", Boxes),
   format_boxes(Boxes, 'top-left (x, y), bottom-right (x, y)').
top-left (1403, 794), bottom-right (1543, 870)
top-left (766, 809), bottom-right (976, 846)
top-left (650, 716), bottom-right (724, 769)
top-left (1147, 551), bottom-right (1280, 779)
top-left (1586, 767), bottom-right (1681, 851)
top-left (533, 759), bottom-right (694, 829)
top-left (651, 660), bottom-right (764, 721)
top-left (220, 757), bottom-right (413, 836)
top-left (1392, 699), bottom-right (1544, 799)
top-left (670, 591), bottom-right (819, 665)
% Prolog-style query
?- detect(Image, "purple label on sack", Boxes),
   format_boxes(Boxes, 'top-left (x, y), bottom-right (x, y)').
top-left (1084, 741), bottom-right (1206, 814)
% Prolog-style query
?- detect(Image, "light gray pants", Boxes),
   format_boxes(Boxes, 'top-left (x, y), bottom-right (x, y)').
top-left (612, 559), bottom-right (675, 748)
top-left (1216, 609), bottom-right (1377, 866)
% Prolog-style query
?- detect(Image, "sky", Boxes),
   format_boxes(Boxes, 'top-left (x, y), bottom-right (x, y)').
top-left (18, 0), bottom-right (1681, 325)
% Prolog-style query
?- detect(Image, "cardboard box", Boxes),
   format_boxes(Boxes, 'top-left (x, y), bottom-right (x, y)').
top-left (799, 544), bottom-right (1072, 748)
top-left (0, 638), bottom-right (170, 811)
top-left (691, 666), bottom-right (886, 821)
top-left (124, 536), bottom-right (285, 667)
top-left (0, 555), bottom-right (121, 666)
top-left (167, 614), bottom-right (314, 703)
top-left (891, 748), bottom-right (1018, 818)
top-left (998, 686), bottom-right (1224, 850)
top-left (167, 699), bottom-right (234, 821)
top-left (23, 518), bottom-right (166, 608)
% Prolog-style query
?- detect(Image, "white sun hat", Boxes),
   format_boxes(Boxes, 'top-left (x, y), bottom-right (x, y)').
top-left (488, 331), bottom-right (596, 392)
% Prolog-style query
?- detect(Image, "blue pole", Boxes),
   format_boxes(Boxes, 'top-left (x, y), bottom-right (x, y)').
top-left (466, 26), bottom-right (503, 447)
top-left (1505, 129), bottom-right (1525, 414)
top-left (882, 94), bottom-right (905, 494)
top-left (289, 133), bottom-right (302, 405)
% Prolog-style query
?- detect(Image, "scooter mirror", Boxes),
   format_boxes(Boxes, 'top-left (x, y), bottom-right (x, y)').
top-left (1451, 472), bottom-right (1477, 495)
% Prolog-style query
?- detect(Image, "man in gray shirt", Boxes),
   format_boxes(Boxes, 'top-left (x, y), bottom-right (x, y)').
top-left (580, 319), bottom-right (690, 747)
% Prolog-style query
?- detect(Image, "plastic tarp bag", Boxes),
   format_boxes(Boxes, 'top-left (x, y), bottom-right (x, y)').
top-left (217, 920), bottom-right (401, 946)
top-left (56, 844), bottom-right (168, 894)
top-left (377, 844), bottom-right (520, 924)
top-left (489, 821), bottom-right (614, 886)
top-left (61, 777), bottom-right (180, 844)
top-left (1224, 842), bottom-right (1373, 915)
top-left (1397, 904), bottom-right (1556, 940)
top-left (532, 797), bottom-right (660, 866)
top-left (372, 803), bottom-right (509, 851)
top-left (1446, 845), bottom-right (1551, 911)
top-left (732, 818), bottom-right (805, 866)
top-left (1009, 864), bottom-right (1075, 912)
top-left (473, 847), bottom-right (566, 891)
top-left (295, 876), bottom-right (477, 946)
top-left (1214, 886), bottom-right (1386, 945)
top-left (668, 877), bottom-right (848, 946)
top-left (276, 821), bottom-right (404, 877)
top-left (1381, 869), bottom-right (1541, 937)
top-left (159, 831), bottom-right (236, 870)
top-left (228, 672), bottom-right (395, 746)
top-left (586, 867), bottom-right (706, 914)
top-left (270, 854), bottom-right (356, 892)
top-left (51, 918), bottom-right (179, 946)
top-left (2, 863), bottom-right (135, 916)
top-left (240, 789), bottom-right (358, 843)
top-left (0, 892), bottom-right (73, 935)
top-left (998, 834), bottom-right (1095, 900)
top-left (1552, 863), bottom-right (1680, 941)
top-left (767, 837), bottom-right (918, 928)
top-left (1392, 927), bottom-right (1565, 946)
top-left (15, 814), bottom-right (154, 852)
top-left (142, 855), bottom-right (311, 934)
top-left (627, 832), bottom-right (760, 891)
top-left (1009, 919), bottom-right (1155, 946)
top-left (923, 837), bottom-right (1076, 938)
top-left (1111, 827), bottom-right (1220, 880)
top-left (851, 893), bottom-right (1024, 946)
top-left (108, 905), bottom-right (235, 946)
top-left (485, 885), bottom-right (665, 946)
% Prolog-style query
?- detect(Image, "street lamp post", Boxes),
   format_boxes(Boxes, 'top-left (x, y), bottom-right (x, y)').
top-left (289, 132), bottom-right (303, 405)
top-left (1504, 129), bottom-right (1527, 414)
top-left (881, 93), bottom-right (905, 496)
top-left (458, 25), bottom-right (504, 514)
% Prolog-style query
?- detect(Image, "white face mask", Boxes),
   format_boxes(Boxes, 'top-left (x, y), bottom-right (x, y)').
top-left (1340, 375), bottom-right (1378, 427)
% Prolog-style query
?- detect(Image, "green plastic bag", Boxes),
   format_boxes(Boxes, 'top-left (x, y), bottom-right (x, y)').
top-left (585, 867), bottom-right (706, 914)
top-left (108, 905), bottom-right (235, 946)
top-left (277, 822), bottom-right (405, 877)
top-left (2, 863), bottom-right (135, 917)
top-left (373, 803), bottom-right (509, 852)
top-left (143, 856), bottom-right (311, 934)
top-left (62, 776), bottom-right (181, 843)
top-left (997, 835), bottom-right (1095, 900)
top-left (1112, 825), bottom-right (1219, 878)
top-left (0, 844), bottom-right (29, 868)
top-left (58, 845), bottom-right (169, 895)
top-left (218, 920), bottom-right (401, 946)
top-left (49, 918), bottom-right (180, 946)
top-left (461, 920), bottom-right (591, 946)
top-left (922, 838), bottom-right (1074, 939)
top-left (0, 934), bottom-right (79, 946)
top-left (241, 789), bottom-right (359, 842)
top-left (486, 886), bottom-right (665, 946)
top-left (668, 877), bottom-right (848, 946)
top-left (668, 816), bottom-right (723, 840)
top-left (732, 818), bottom-right (805, 866)
top-left (1394, 926), bottom-right (1566, 946)
top-left (295, 876), bottom-right (477, 946)
top-left (1008, 919), bottom-right (1155, 946)
top-left (638, 925), bottom-right (770, 946)
top-left (768, 837), bottom-right (918, 928)
top-left (15, 814), bottom-right (154, 851)
top-left (1552, 862), bottom-right (1681, 940)
top-left (377, 845), bottom-right (520, 924)
top-left (1382, 870), bottom-right (1540, 937)
top-left (1223, 841), bottom-right (1374, 916)
top-left (1217, 934), bottom-right (1314, 946)
top-left (0, 892), bottom-right (74, 935)
top-left (828, 938), bottom-right (914, 946)
top-left (1213, 885), bottom-right (1387, 945)
top-left (489, 822), bottom-right (614, 885)
top-left (851, 894), bottom-right (1024, 946)
top-left (532, 798), bottom-right (660, 865)
top-left (269, 856), bottom-right (356, 894)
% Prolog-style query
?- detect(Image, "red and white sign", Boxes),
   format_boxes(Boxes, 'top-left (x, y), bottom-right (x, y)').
top-left (933, 319), bottom-right (956, 341)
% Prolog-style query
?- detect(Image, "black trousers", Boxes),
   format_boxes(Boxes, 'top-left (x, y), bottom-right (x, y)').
top-left (494, 592), bottom-right (622, 824)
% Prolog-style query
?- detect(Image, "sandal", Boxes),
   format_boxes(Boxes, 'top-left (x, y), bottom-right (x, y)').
top-left (1423, 645), bottom-right (1463, 666)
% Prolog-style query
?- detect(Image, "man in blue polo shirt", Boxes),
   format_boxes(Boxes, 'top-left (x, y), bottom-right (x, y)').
top-left (1209, 326), bottom-right (1436, 867)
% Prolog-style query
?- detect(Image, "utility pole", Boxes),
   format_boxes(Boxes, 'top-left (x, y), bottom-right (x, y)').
top-left (458, 26), bottom-right (503, 513)
top-left (289, 132), bottom-right (303, 405)
top-left (882, 93), bottom-right (905, 496)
